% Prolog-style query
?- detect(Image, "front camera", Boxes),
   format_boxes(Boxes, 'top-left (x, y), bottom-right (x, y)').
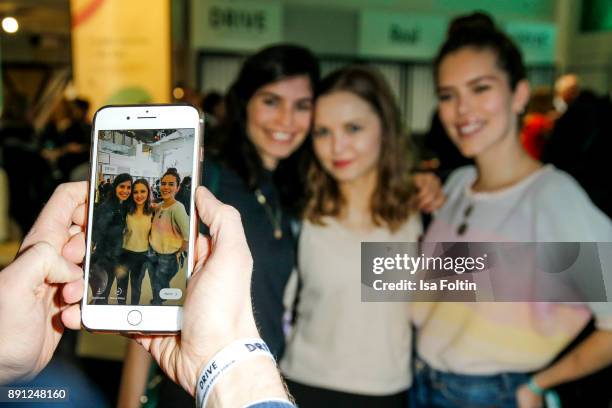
top-left (126, 116), bottom-right (131, 120)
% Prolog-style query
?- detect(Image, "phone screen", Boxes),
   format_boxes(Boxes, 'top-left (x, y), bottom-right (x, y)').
top-left (87, 128), bottom-right (195, 306)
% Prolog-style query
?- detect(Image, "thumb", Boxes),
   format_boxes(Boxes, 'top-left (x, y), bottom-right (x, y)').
top-left (13, 241), bottom-right (83, 287)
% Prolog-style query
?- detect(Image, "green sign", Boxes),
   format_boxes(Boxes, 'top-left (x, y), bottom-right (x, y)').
top-left (359, 10), bottom-right (448, 60)
top-left (192, 0), bottom-right (282, 51)
top-left (504, 22), bottom-right (556, 65)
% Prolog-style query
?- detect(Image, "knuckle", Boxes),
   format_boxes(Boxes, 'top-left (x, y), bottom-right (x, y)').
top-left (220, 204), bottom-right (241, 221)
top-left (31, 241), bottom-right (56, 257)
top-left (54, 183), bottom-right (70, 196)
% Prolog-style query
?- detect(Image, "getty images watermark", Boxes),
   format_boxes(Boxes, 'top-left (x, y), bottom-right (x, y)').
top-left (361, 242), bottom-right (612, 302)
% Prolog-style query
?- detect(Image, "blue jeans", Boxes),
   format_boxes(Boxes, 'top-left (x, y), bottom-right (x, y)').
top-left (150, 252), bottom-right (179, 305)
top-left (410, 356), bottom-right (530, 408)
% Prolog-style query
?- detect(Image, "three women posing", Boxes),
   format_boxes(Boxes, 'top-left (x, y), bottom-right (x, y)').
top-left (91, 168), bottom-right (189, 305)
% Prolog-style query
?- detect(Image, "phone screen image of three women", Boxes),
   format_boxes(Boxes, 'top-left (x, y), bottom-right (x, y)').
top-left (88, 128), bottom-right (194, 306)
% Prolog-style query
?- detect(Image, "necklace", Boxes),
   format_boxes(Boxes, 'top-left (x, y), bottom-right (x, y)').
top-left (254, 188), bottom-right (283, 240)
top-left (456, 203), bottom-right (473, 235)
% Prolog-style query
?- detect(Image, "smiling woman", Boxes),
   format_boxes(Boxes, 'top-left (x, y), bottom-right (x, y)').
top-left (412, 12), bottom-right (612, 408)
top-left (246, 75), bottom-right (313, 170)
top-left (117, 179), bottom-right (153, 305)
top-left (118, 44), bottom-right (321, 407)
top-left (281, 66), bottom-right (421, 408)
top-left (149, 168), bottom-right (189, 306)
top-left (90, 173), bottom-right (132, 305)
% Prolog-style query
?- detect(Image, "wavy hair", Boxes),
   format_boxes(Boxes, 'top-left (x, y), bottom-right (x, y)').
top-left (304, 66), bottom-right (417, 231)
top-left (213, 44), bottom-right (320, 214)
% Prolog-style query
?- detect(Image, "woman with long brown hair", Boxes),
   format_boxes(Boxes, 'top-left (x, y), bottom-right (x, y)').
top-left (116, 178), bottom-right (154, 305)
top-left (281, 66), bottom-right (422, 407)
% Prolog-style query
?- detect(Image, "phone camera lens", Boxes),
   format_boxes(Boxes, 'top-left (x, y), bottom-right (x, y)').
top-left (127, 116), bottom-right (131, 120)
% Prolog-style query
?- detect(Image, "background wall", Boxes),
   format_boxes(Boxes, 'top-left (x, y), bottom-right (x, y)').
top-left (192, 0), bottom-right (559, 133)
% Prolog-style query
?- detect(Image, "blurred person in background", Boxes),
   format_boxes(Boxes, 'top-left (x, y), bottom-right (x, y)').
top-left (411, 12), bottom-right (612, 408)
top-left (201, 91), bottom-right (226, 155)
top-left (40, 98), bottom-right (92, 182)
top-left (552, 74), bottom-right (580, 115)
top-left (281, 66), bottom-right (434, 407)
top-left (39, 98), bottom-right (72, 153)
top-left (175, 175), bottom-right (192, 215)
top-left (0, 90), bottom-right (54, 234)
top-left (201, 90), bottom-right (225, 128)
top-left (519, 86), bottom-right (556, 160)
top-left (58, 98), bottom-right (92, 180)
top-left (543, 74), bottom-right (612, 218)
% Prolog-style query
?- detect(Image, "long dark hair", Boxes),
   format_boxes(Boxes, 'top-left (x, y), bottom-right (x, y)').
top-left (434, 12), bottom-right (526, 90)
top-left (127, 178), bottom-right (153, 215)
top-left (215, 44), bottom-right (320, 210)
top-left (106, 173), bottom-right (133, 205)
top-left (305, 66), bottom-right (416, 231)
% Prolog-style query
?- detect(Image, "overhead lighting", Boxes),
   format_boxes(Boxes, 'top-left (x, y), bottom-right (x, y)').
top-left (2, 17), bottom-right (19, 34)
top-left (172, 87), bottom-right (185, 100)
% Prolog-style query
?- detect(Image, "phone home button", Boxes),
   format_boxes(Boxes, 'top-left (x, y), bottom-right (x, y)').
top-left (127, 310), bottom-right (142, 326)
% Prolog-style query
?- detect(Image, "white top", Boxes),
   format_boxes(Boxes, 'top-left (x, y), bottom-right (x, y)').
top-left (413, 165), bottom-right (612, 374)
top-left (424, 164), bottom-right (612, 243)
top-left (150, 201), bottom-right (189, 254)
top-left (281, 215), bottom-right (422, 395)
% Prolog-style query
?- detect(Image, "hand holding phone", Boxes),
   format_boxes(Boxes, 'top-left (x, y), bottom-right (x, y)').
top-left (0, 183), bottom-right (264, 395)
top-left (82, 105), bottom-right (202, 333)
top-left (133, 187), bottom-right (260, 395)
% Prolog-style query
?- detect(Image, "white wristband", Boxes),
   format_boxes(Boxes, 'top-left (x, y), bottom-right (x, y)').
top-left (195, 338), bottom-right (275, 408)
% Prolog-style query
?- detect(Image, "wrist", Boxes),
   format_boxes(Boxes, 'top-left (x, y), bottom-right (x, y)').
top-left (187, 324), bottom-right (260, 395)
top-left (193, 338), bottom-right (288, 408)
top-left (527, 377), bottom-right (546, 396)
top-left (209, 356), bottom-right (289, 408)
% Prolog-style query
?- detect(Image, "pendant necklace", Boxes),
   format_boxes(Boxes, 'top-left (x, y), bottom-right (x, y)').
top-left (456, 202), bottom-right (473, 236)
top-left (254, 188), bottom-right (283, 240)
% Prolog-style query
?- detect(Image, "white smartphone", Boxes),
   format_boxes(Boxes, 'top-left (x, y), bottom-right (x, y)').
top-left (81, 104), bottom-right (203, 333)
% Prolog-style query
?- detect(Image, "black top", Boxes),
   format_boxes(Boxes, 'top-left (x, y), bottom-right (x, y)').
top-left (91, 199), bottom-right (127, 262)
top-left (202, 158), bottom-right (296, 358)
